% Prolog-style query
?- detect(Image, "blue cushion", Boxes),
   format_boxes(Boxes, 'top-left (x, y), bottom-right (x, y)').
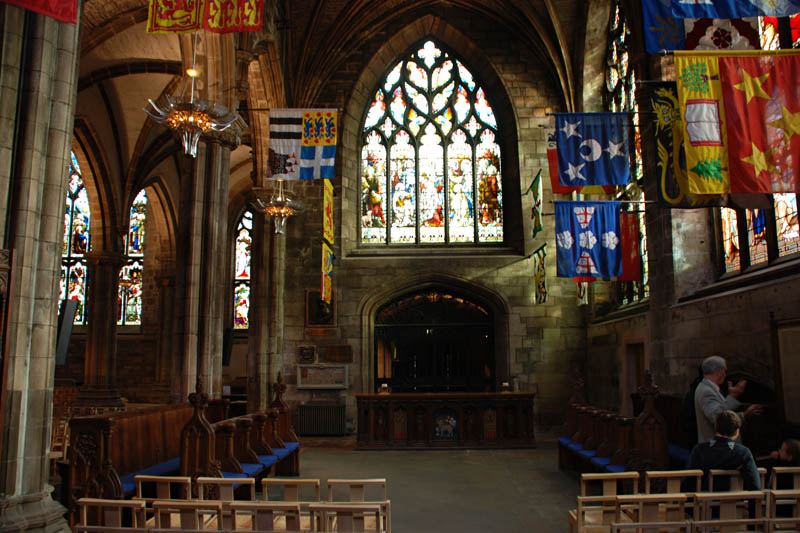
top-left (605, 464), bottom-right (626, 473)
top-left (284, 442), bottom-right (299, 452)
top-left (566, 442), bottom-right (583, 451)
top-left (240, 463), bottom-right (264, 477)
top-left (258, 455), bottom-right (278, 467)
top-left (222, 471), bottom-right (248, 479)
top-left (577, 448), bottom-right (596, 458)
top-left (119, 457), bottom-right (181, 496)
top-left (557, 436), bottom-right (573, 446)
top-left (591, 456), bottom-right (612, 467)
top-left (668, 444), bottom-right (691, 464)
top-left (272, 448), bottom-right (290, 459)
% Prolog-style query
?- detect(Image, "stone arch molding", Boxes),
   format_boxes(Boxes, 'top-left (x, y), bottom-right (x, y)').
top-left (340, 14), bottom-right (519, 254)
top-left (358, 273), bottom-right (511, 393)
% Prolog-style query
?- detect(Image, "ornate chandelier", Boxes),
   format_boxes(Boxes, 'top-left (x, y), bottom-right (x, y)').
top-left (253, 179), bottom-right (299, 234)
top-left (143, 34), bottom-right (236, 158)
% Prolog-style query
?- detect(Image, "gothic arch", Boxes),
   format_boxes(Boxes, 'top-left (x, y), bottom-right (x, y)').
top-left (341, 15), bottom-right (521, 254)
top-left (358, 273), bottom-right (510, 393)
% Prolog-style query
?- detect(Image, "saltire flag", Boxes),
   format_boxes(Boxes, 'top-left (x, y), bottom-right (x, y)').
top-left (526, 169), bottom-right (544, 238)
top-left (568, 212), bottom-right (641, 282)
top-left (321, 242), bottom-right (334, 304)
top-left (547, 143), bottom-right (613, 195)
top-left (323, 178), bottom-right (334, 245)
top-left (268, 109), bottom-right (338, 180)
top-left (672, 0), bottom-right (800, 18)
top-left (646, 81), bottom-right (721, 207)
top-left (676, 50), bottom-right (800, 194)
top-left (1, 0), bottom-right (78, 23)
top-left (554, 201), bottom-right (622, 278)
top-left (532, 244), bottom-right (547, 304)
top-left (555, 113), bottom-right (631, 188)
top-left (147, 0), bottom-right (264, 33)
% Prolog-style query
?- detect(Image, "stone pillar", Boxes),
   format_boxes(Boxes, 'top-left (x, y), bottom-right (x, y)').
top-left (247, 208), bottom-right (270, 412)
top-left (173, 128), bottom-right (240, 402)
top-left (72, 250), bottom-right (126, 414)
top-left (156, 273), bottom-right (175, 384)
top-left (0, 5), bottom-right (78, 532)
top-left (267, 218), bottom-right (286, 384)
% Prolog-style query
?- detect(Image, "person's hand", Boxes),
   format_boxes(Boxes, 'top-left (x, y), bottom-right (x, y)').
top-left (729, 379), bottom-right (747, 398)
top-left (770, 450), bottom-right (780, 459)
top-left (744, 403), bottom-right (763, 417)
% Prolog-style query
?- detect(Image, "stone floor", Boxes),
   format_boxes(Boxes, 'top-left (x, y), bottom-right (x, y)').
top-left (298, 431), bottom-right (579, 532)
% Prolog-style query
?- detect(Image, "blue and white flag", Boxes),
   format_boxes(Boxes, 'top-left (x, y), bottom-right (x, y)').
top-left (554, 201), bottom-right (622, 278)
top-left (672, 0), bottom-right (800, 18)
top-left (555, 112), bottom-right (631, 188)
top-left (268, 108), bottom-right (337, 180)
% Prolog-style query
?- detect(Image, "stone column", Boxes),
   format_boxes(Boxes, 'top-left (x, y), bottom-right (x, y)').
top-left (72, 250), bottom-right (126, 414)
top-left (0, 5), bottom-right (78, 532)
top-left (156, 273), bottom-right (175, 384)
top-left (246, 206), bottom-right (270, 412)
top-left (267, 217), bottom-right (286, 384)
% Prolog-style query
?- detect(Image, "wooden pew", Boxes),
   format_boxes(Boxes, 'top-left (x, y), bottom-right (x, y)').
top-left (269, 373), bottom-right (300, 476)
top-left (64, 403), bottom-right (194, 525)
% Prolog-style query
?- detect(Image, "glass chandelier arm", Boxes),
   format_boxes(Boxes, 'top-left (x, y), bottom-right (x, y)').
top-left (144, 99), bottom-right (169, 120)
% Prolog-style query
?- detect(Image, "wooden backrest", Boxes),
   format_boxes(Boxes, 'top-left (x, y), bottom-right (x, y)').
top-left (615, 493), bottom-right (689, 525)
top-left (644, 469), bottom-right (704, 494)
top-left (327, 479), bottom-right (388, 502)
top-left (708, 467), bottom-right (767, 491)
top-left (693, 490), bottom-right (765, 527)
top-left (610, 415), bottom-right (634, 466)
top-left (77, 497), bottom-right (147, 528)
top-left (211, 422), bottom-right (242, 474)
top-left (767, 489), bottom-right (800, 530)
top-left (263, 478), bottom-right (321, 502)
top-left (229, 501), bottom-right (302, 532)
top-left (197, 476), bottom-right (256, 501)
top-left (771, 466), bottom-right (800, 490)
top-left (152, 499), bottom-right (223, 530)
top-left (134, 475), bottom-right (191, 508)
top-left (309, 502), bottom-right (383, 532)
top-left (580, 472), bottom-right (640, 497)
top-left (232, 417), bottom-right (261, 465)
top-left (630, 372), bottom-right (668, 471)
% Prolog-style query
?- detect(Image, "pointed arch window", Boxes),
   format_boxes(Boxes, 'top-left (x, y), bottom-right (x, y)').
top-left (60, 152), bottom-right (90, 324)
top-left (360, 39), bottom-right (503, 245)
top-left (606, 0), bottom-right (649, 304)
top-left (234, 210), bottom-right (252, 329)
top-left (118, 190), bottom-right (147, 325)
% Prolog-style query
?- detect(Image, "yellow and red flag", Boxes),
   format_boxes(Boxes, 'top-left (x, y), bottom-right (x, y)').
top-left (676, 50), bottom-right (800, 194)
top-left (321, 242), bottom-right (334, 304)
top-left (323, 179), bottom-right (334, 245)
top-left (2, 0), bottom-right (78, 23)
top-left (147, 0), bottom-right (263, 33)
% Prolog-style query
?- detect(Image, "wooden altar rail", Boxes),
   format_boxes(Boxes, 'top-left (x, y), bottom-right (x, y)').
top-left (356, 392), bottom-right (536, 450)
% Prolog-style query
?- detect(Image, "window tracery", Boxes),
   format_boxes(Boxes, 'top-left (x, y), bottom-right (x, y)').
top-left (118, 189), bottom-right (147, 325)
top-left (234, 210), bottom-right (252, 329)
top-left (60, 152), bottom-right (90, 324)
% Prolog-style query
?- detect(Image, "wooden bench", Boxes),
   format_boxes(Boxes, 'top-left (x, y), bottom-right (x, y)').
top-left (64, 403), bottom-right (195, 525)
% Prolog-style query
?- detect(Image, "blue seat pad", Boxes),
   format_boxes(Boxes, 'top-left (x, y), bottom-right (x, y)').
top-left (258, 455), bottom-right (278, 467)
top-left (605, 464), bottom-right (626, 473)
top-left (557, 436), bottom-right (573, 446)
top-left (577, 448), bottom-right (596, 458)
top-left (119, 457), bottom-right (180, 496)
top-left (566, 442), bottom-right (583, 452)
top-left (284, 442), bottom-right (299, 452)
top-left (591, 456), bottom-right (612, 467)
top-left (240, 463), bottom-right (264, 477)
top-left (272, 448), bottom-right (290, 459)
top-left (221, 471), bottom-right (248, 479)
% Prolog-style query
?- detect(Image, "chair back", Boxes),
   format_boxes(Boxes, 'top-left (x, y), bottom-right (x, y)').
top-left (152, 499), bottom-right (224, 530)
top-left (309, 502), bottom-right (383, 532)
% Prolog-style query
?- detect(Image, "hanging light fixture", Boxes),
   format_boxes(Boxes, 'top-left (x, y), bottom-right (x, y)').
top-left (143, 33), bottom-right (236, 158)
top-left (253, 179), bottom-right (299, 234)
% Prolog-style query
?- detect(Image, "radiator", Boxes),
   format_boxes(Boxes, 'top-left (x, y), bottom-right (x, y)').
top-left (297, 404), bottom-right (347, 436)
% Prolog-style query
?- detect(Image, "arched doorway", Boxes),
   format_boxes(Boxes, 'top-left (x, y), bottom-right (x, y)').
top-left (374, 289), bottom-right (494, 393)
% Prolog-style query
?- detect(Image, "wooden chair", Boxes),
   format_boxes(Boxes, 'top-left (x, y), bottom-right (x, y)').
top-left (644, 470), bottom-right (704, 494)
top-left (263, 478), bottom-right (321, 531)
top-left (74, 497), bottom-right (147, 532)
top-left (229, 501), bottom-right (303, 532)
top-left (709, 468), bottom-right (768, 492)
top-left (197, 476), bottom-right (256, 529)
top-left (326, 479), bottom-right (391, 533)
top-left (133, 474), bottom-right (192, 511)
top-left (770, 467), bottom-right (800, 490)
top-left (568, 472), bottom-right (641, 533)
top-left (152, 499), bottom-right (224, 530)
top-left (766, 489), bottom-right (800, 532)
top-left (49, 415), bottom-right (69, 478)
top-left (309, 503), bottom-right (384, 532)
top-left (692, 491), bottom-right (767, 532)
top-left (613, 493), bottom-right (690, 533)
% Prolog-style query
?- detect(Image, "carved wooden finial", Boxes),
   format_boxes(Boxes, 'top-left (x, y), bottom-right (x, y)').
top-left (275, 372), bottom-right (286, 403)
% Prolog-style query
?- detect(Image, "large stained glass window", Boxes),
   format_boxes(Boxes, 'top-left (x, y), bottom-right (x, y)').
top-left (360, 39), bottom-right (503, 245)
top-left (607, 0), bottom-right (649, 304)
top-left (118, 190), bottom-right (146, 325)
top-left (60, 152), bottom-right (90, 324)
top-left (234, 210), bottom-right (252, 329)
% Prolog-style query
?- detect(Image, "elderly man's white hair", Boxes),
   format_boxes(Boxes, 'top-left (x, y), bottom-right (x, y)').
top-left (701, 355), bottom-right (727, 375)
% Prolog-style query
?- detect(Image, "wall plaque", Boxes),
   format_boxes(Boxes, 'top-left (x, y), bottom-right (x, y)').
top-left (297, 364), bottom-right (348, 390)
top-left (298, 345), bottom-right (316, 364)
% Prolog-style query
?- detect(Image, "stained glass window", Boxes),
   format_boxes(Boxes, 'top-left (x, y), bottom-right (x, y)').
top-left (775, 193), bottom-right (800, 257)
top-left (360, 39), bottom-right (503, 245)
top-left (234, 210), bottom-right (252, 329)
top-left (606, 0), bottom-right (648, 304)
top-left (60, 152), bottom-right (90, 324)
top-left (118, 189), bottom-right (147, 325)
top-left (721, 207), bottom-right (741, 273)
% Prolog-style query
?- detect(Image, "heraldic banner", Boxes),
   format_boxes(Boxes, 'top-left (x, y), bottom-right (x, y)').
top-left (2, 0), bottom-right (78, 23)
top-left (554, 112), bottom-right (631, 188)
top-left (323, 178), bottom-right (334, 245)
top-left (147, 0), bottom-right (264, 33)
top-left (269, 109), bottom-right (338, 181)
top-left (321, 242), bottom-right (334, 304)
top-left (555, 201), bottom-right (622, 279)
